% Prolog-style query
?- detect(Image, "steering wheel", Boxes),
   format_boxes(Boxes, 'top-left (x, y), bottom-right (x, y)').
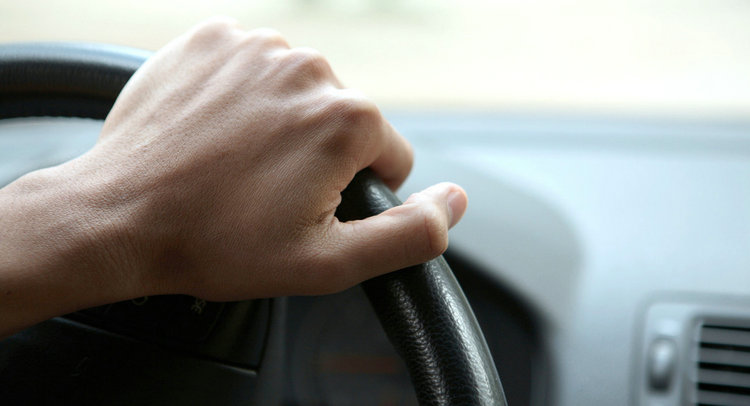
top-left (0, 42), bottom-right (507, 406)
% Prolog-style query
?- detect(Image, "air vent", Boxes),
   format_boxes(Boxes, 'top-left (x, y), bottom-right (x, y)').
top-left (693, 321), bottom-right (750, 406)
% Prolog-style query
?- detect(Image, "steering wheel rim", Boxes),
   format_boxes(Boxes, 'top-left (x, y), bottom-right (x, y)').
top-left (0, 42), bottom-right (507, 406)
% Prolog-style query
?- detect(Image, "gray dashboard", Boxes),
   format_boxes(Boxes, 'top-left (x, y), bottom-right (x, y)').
top-left (2, 114), bottom-right (750, 406)
top-left (389, 113), bottom-right (750, 406)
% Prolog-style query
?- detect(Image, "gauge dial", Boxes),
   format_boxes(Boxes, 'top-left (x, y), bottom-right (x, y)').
top-left (287, 287), bottom-right (418, 406)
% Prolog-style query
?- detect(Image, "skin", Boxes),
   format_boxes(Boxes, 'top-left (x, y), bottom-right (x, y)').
top-left (0, 18), bottom-right (468, 338)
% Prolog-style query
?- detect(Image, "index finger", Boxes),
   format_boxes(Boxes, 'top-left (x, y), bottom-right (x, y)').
top-left (367, 119), bottom-right (414, 191)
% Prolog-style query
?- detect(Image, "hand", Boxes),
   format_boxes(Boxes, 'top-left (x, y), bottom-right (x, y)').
top-left (0, 18), bottom-right (467, 335)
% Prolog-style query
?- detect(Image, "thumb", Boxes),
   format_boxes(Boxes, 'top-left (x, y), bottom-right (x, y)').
top-left (326, 182), bottom-right (468, 287)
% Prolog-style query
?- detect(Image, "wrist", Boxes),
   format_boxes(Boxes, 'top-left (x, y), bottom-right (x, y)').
top-left (0, 155), bottom-right (149, 335)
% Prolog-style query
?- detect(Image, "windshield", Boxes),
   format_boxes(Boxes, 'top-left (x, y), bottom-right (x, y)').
top-left (2, 0), bottom-right (749, 118)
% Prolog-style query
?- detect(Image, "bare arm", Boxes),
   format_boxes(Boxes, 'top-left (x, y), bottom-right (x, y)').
top-left (0, 18), bottom-right (467, 337)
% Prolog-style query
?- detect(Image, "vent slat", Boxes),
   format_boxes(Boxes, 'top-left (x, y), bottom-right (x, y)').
top-left (694, 321), bottom-right (750, 406)
top-left (697, 369), bottom-right (750, 390)
top-left (701, 327), bottom-right (750, 348)
top-left (698, 348), bottom-right (750, 368)
top-left (704, 324), bottom-right (750, 333)
top-left (696, 389), bottom-right (750, 406)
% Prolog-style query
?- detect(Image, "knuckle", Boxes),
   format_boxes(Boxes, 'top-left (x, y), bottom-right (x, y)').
top-left (312, 92), bottom-right (383, 165)
top-left (188, 18), bottom-right (237, 45)
top-left (327, 91), bottom-right (382, 130)
top-left (419, 203), bottom-right (449, 257)
top-left (285, 47), bottom-right (331, 78)
top-left (247, 27), bottom-right (289, 48)
top-left (316, 96), bottom-right (382, 160)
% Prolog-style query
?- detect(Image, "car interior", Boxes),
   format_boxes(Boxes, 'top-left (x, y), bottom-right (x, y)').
top-left (1, 1), bottom-right (750, 406)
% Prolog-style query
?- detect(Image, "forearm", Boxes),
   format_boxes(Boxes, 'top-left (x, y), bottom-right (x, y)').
top-left (0, 159), bottom-right (144, 337)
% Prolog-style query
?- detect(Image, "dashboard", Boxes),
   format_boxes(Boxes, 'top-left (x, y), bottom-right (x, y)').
top-left (2, 113), bottom-right (750, 406)
top-left (282, 252), bottom-right (545, 406)
top-left (390, 112), bottom-right (750, 406)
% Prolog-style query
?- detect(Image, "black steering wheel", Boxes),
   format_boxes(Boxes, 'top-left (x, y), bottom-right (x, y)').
top-left (0, 42), bottom-right (507, 406)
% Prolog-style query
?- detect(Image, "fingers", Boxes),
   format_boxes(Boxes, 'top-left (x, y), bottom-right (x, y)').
top-left (192, 16), bottom-right (242, 32)
top-left (183, 18), bottom-right (290, 56)
top-left (367, 119), bottom-right (414, 191)
top-left (182, 16), bottom-right (242, 48)
top-left (317, 88), bottom-right (413, 191)
top-left (269, 47), bottom-right (342, 90)
top-left (246, 27), bottom-right (290, 49)
top-left (187, 18), bottom-right (412, 192)
top-left (310, 182), bottom-right (468, 294)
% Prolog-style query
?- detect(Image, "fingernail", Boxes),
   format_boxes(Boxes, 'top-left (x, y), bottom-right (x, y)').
top-left (446, 190), bottom-right (466, 228)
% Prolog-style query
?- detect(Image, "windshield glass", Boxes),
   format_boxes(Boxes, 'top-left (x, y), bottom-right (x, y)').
top-left (2, 0), bottom-right (749, 118)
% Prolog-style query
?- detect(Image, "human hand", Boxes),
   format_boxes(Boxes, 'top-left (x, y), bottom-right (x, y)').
top-left (0, 18), bottom-right (467, 334)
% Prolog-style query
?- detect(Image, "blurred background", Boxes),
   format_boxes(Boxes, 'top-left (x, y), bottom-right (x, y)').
top-left (2, 0), bottom-right (749, 118)
top-left (2, 3), bottom-right (750, 405)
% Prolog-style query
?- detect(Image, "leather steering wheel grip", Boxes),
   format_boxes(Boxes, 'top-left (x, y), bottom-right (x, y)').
top-left (338, 172), bottom-right (508, 406)
top-left (0, 42), bottom-right (508, 406)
